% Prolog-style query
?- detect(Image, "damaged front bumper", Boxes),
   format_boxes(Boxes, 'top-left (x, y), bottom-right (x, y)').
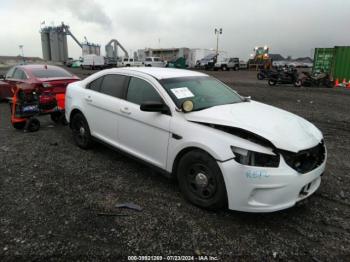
top-left (218, 154), bottom-right (326, 212)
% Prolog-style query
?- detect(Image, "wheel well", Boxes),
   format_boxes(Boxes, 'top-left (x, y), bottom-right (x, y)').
top-left (171, 147), bottom-right (214, 178)
top-left (69, 109), bottom-right (83, 127)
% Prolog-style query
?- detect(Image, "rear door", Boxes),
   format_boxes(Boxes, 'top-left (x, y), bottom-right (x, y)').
top-left (117, 76), bottom-right (171, 169)
top-left (83, 74), bottom-right (129, 145)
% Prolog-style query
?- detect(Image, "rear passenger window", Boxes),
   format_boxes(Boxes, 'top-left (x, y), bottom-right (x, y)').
top-left (100, 74), bottom-right (128, 98)
top-left (88, 77), bottom-right (103, 92)
top-left (12, 69), bottom-right (27, 80)
top-left (126, 77), bottom-right (162, 105)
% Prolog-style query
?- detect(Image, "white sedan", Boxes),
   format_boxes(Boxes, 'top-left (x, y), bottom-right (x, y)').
top-left (65, 67), bottom-right (326, 212)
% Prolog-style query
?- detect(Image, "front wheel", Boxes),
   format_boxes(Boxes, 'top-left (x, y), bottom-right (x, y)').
top-left (71, 113), bottom-right (93, 149)
top-left (25, 118), bottom-right (40, 132)
top-left (268, 79), bottom-right (277, 86)
top-left (177, 150), bottom-right (227, 210)
top-left (294, 80), bottom-right (302, 87)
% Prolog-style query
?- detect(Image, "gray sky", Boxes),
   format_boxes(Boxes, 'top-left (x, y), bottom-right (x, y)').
top-left (0, 0), bottom-right (349, 60)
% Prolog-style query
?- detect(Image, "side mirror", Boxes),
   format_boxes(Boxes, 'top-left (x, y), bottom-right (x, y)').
top-left (140, 101), bottom-right (169, 114)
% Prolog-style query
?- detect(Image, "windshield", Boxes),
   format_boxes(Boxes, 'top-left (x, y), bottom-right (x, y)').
top-left (201, 54), bottom-right (216, 61)
top-left (160, 76), bottom-right (242, 111)
top-left (31, 68), bottom-right (73, 78)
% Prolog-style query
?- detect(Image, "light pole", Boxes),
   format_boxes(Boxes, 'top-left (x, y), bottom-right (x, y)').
top-left (214, 28), bottom-right (222, 55)
top-left (19, 45), bottom-right (25, 64)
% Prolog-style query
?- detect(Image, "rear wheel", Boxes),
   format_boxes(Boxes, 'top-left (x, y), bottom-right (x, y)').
top-left (177, 150), bottom-right (227, 210)
top-left (221, 65), bottom-right (227, 71)
top-left (71, 113), bottom-right (93, 149)
top-left (268, 79), bottom-right (277, 86)
top-left (25, 118), bottom-right (40, 132)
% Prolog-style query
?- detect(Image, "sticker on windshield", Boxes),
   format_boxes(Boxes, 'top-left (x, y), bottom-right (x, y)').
top-left (170, 87), bottom-right (194, 99)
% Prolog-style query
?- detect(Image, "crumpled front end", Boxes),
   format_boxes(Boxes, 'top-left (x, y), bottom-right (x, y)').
top-left (218, 143), bottom-right (327, 212)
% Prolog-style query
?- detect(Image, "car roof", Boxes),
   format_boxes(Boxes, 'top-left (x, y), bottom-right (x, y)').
top-left (107, 67), bottom-right (208, 80)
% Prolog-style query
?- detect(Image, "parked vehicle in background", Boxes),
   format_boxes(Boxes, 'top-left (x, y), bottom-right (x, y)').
top-left (0, 64), bottom-right (79, 101)
top-left (144, 57), bottom-right (165, 67)
top-left (239, 60), bottom-right (248, 69)
top-left (300, 71), bottom-right (332, 88)
top-left (214, 57), bottom-right (239, 71)
top-left (65, 67), bottom-right (326, 213)
top-left (64, 57), bottom-right (74, 67)
top-left (81, 54), bottom-right (105, 70)
top-left (268, 68), bottom-right (301, 87)
top-left (257, 68), bottom-right (279, 80)
top-left (197, 53), bottom-right (217, 69)
top-left (121, 57), bottom-right (143, 67)
top-left (188, 49), bottom-right (215, 68)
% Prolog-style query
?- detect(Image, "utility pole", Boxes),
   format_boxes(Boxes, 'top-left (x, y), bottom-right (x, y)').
top-left (19, 45), bottom-right (25, 64)
top-left (214, 28), bottom-right (222, 55)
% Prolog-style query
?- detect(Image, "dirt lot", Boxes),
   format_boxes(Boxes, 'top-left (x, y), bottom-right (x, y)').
top-left (0, 67), bottom-right (349, 261)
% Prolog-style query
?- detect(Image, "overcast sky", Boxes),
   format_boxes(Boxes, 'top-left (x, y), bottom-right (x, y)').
top-left (0, 0), bottom-right (349, 60)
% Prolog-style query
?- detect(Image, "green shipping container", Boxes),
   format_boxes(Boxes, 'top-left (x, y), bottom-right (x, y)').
top-left (313, 48), bottom-right (334, 74)
top-left (331, 46), bottom-right (350, 81)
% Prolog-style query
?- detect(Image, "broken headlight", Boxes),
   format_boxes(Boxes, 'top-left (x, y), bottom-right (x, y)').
top-left (231, 146), bottom-right (280, 167)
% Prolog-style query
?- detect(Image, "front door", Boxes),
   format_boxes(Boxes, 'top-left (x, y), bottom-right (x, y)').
top-left (117, 76), bottom-right (171, 169)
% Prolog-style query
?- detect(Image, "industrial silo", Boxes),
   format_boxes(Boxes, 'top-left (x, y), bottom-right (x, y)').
top-left (62, 32), bottom-right (68, 61)
top-left (49, 29), bottom-right (60, 62)
top-left (41, 30), bottom-right (51, 61)
top-left (57, 28), bottom-right (68, 61)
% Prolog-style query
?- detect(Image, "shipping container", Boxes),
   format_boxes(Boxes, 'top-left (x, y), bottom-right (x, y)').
top-left (331, 46), bottom-right (350, 81)
top-left (313, 48), bottom-right (334, 74)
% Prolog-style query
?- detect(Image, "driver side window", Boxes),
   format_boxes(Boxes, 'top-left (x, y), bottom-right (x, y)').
top-left (126, 77), bottom-right (162, 105)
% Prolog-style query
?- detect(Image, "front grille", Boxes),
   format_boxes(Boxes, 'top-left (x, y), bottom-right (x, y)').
top-left (280, 141), bottom-right (326, 174)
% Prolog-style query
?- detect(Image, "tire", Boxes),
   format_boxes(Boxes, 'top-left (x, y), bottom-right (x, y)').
top-left (25, 118), bottom-right (40, 132)
top-left (12, 121), bottom-right (26, 130)
top-left (71, 113), bottom-right (93, 149)
top-left (221, 65), bottom-right (227, 71)
top-left (294, 80), bottom-right (302, 87)
top-left (257, 73), bottom-right (264, 80)
top-left (268, 79), bottom-right (277, 86)
top-left (177, 150), bottom-right (227, 210)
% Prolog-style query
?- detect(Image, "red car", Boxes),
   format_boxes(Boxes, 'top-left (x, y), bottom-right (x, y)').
top-left (0, 64), bottom-right (79, 101)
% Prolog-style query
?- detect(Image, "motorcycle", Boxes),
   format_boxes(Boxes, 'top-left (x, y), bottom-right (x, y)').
top-left (268, 68), bottom-right (301, 87)
top-left (257, 68), bottom-right (279, 80)
top-left (300, 71), bottom-right (332, 88)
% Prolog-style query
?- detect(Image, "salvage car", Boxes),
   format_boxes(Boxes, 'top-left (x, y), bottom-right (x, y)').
top-left (65, 67), bottom-right (326, 212)
top-left (0, 64), bottom-right (79, 101)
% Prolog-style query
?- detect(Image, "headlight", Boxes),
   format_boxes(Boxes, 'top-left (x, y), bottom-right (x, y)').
top-left (231, 146), bottom-right (280, 167)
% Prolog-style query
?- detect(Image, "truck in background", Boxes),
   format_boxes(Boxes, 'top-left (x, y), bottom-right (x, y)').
top-left (81, 54), bottom-right (105, 70)
top-left (144, 57), bottom-right (165, 67)
top-left (120, 57), bottom-right (143, 67)
top-left (214, 57), bottom-right (240, 71)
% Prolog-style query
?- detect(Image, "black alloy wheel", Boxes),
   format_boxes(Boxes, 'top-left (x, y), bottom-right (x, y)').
top-left (71, 113), bottom-right (93, 149)
top-left (177, 150), bottom-right (227, 210)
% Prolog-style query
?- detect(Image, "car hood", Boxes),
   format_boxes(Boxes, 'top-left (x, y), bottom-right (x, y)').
top-left (184, 101), bottom-right (323, 152)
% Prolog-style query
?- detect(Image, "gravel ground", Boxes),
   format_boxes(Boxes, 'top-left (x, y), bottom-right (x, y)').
top-left (0, 67), bottom-right (349, 261)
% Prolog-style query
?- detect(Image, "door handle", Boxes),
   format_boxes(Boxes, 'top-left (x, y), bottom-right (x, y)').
top-left (85, 96), bottom-right (92, 103)
top-left (120, 108), bottom-right (131, 115)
